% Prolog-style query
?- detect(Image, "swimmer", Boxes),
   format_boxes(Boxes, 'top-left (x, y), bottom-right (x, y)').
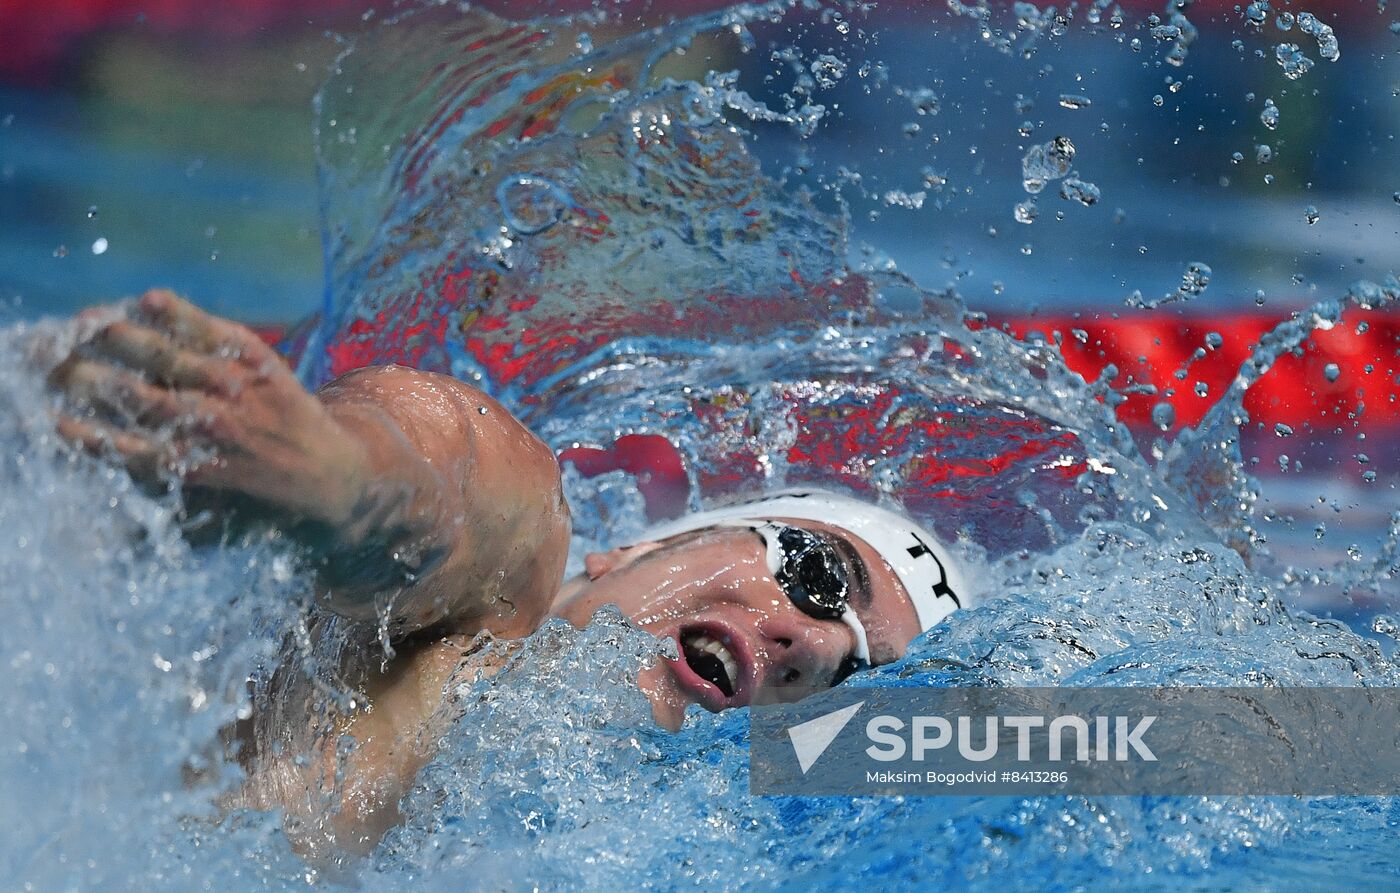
top-left (48, 289), bottom-right (967, 853)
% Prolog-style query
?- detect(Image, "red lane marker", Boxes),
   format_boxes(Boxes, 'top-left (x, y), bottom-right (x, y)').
top-left (255, 307), bottom-right (1396, 519)
top-left (988, 310), bottom-right (1399, 435)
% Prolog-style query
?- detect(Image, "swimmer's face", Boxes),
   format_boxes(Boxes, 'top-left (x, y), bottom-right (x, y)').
top-left (549, 520), bottom-right (923, 730)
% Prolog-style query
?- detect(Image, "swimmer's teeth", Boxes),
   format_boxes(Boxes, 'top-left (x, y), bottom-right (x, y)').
top-left (683, 633), bottom-right (740, 695)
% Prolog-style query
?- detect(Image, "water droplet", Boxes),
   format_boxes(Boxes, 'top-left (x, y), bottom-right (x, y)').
top-left (810, 54), bottom-right (847, 89)
top-left (1179, 262), bottom-right (1212, 297)
top-left (908, 87), bottom-right (940, 116)
top-left (1059, 177), bottom-right (1100, 206)
top-left (1297, 12), bottom-right (1340, 62)
top-left (91, 237), bottom-right (108, 255)
top-left (1275, 42), bottom-right (1315, 79)
top-left (1259, 98), bottom-right (1280, 130)
top-left (1021, 136), bottom-right (1075, 194)
top-left (1304, 205), bottom-right (1320, 225)
top-left (1371, 615), bottom-right (1400, 641)
top-left (1323, 362), bottom-right (1341, 382)
top-left (1151, 402), bottom-right (1176, 431)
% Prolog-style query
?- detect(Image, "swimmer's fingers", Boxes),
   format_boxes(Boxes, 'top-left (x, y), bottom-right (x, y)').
top-left (53, 357), bottom-right (214, 430)
top-left (55, 413), bottom-right (169, 480)
top-left (88, 319), bottom-right (243, 394)
top-left (135, 289), bottom-right (278, 369)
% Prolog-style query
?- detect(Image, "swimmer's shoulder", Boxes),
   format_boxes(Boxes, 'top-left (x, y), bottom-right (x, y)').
top-left (319, 364), bottom-right (571, 636)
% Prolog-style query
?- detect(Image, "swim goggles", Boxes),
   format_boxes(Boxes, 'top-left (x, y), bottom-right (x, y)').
top-left (745, 521), bottom-right (871, 683)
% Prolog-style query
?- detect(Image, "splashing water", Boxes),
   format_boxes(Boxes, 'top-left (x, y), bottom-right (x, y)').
top-left (2, 1), bottom-right (1398, 890)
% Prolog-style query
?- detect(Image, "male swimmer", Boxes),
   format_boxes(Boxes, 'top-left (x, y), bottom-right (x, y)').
top-left (48, 289), bottom-right (967, 852)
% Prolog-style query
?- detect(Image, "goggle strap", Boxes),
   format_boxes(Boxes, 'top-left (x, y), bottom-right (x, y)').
top-left (840, 607), bottom-right (871, 664)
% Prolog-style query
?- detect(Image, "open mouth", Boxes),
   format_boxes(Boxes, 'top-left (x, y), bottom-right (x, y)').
top-left (680, 630), bottom-right (740, 697)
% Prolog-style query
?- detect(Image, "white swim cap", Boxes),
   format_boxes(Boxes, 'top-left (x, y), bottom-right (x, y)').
top-left (645, 489), bottom-right (966, 633)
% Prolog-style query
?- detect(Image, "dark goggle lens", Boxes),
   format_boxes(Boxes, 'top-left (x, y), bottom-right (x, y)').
top-left (773, 526), bottom-right (850, 620)
top-left (832, 654), bottom-right (869, 686)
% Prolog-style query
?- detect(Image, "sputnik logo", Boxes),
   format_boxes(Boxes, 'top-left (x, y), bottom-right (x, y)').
top-left (787, 701), bottom-right (864, 774)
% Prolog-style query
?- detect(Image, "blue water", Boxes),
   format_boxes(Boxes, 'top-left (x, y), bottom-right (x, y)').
top-left (2, 1), bottom-right (1398, 890)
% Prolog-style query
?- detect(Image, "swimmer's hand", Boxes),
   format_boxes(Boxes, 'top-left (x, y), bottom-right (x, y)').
top-left (51, 290), bottom-right (570, 635)
top-left (51, 289), bottom-right (372, 537)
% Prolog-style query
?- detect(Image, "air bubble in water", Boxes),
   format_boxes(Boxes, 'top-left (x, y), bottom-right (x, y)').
top-left (1323, 362), bottom-right (1341, 382)
top-left (1152, 94), bottom-right (1164, 107)
top-left (1245, 0), bottom-right (1270, 27)
top-left (1276, 11), bottom-right (1295, 30)
top-left (1260, 98), bottom-right (1280, 130)
top-left (1274, 423), bottom-right (1293, 437)
top-left (1194, 381), bottom-right (1209, 397)
top-left (1014, 199), bottom-right (1038, 223)
top-left (1021, 136), bottom-right (1075, 194)
top-left (86, 205), bottom-right (98, 219)
top-left (1058, 93), bottom-right (1091, 109)
top-left (1255, 144), bottom-right (1273, 163)
top-left (1304, 205), bottom-right (1320, 225)
top-left (91, 237), bottom-right (108, 255)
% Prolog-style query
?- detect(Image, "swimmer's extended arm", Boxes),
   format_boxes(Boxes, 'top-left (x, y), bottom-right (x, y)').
top-left (52, 290), bottom-right (570, 635)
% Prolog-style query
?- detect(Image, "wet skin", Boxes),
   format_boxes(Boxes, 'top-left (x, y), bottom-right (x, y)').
top-left (48, 290), bottom-right (923, 854)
